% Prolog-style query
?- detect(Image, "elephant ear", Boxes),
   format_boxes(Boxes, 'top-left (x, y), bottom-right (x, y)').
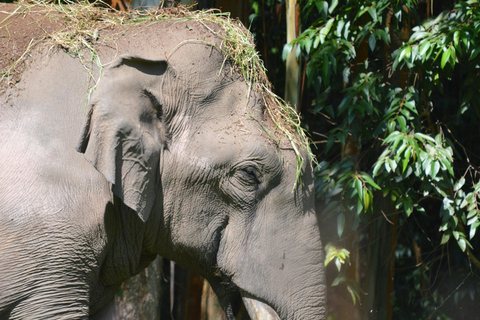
top-left (76, 55), bottom-right (171, 222)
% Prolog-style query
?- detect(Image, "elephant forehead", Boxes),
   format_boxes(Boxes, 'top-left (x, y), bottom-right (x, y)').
top-left (183, 120), bottom-right (271, 164)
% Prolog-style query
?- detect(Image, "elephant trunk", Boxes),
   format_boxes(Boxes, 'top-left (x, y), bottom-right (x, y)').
top-left (237, 213), bottom-right (327, 320)
top-left (265, 213), bottom-right (327, 320)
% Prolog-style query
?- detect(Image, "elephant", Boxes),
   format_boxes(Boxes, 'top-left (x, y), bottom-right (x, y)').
top-left (0, 3), bottom-right (326, 320)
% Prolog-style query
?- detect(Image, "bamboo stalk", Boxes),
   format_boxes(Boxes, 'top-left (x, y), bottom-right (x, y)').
top-left (284, 0), bottom-right (300, 111)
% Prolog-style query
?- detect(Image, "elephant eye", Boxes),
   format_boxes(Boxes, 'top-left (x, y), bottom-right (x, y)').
top-left (240, 166), bottom-right (260, 185)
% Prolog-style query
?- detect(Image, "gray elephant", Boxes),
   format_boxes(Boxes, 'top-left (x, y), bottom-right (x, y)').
top-left (0, 3), bottom-right (326, 320)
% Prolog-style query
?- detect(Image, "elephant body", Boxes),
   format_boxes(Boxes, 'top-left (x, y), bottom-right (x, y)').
top-left (0, 3), bottom-right (326, 319)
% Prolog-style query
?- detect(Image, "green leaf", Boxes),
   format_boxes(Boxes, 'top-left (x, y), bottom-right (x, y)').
top-left (398, 47), bottom-right (408, 63)
top-left (404, 46), bottom-right (412, 60)
top-left (449, 46), bottom-right (456, 66)
top-left (347, 283), bottom-right (360, 305)
top-left (335, 257), bottom-right (342, 271)
top-left (419, 41), bottom-right (432, 61)
top-left (435, 133), bottom-right (443, 145)
top-left (453, 230), bottom-right (460, 240)
top-left (440, 233), bottom-right (450, 245)
top-left (315, 1), bottom-right (327, 16)
top-left (372, 160), bottom-right (384, 177)
top-left (337, 213), bottom-right (345, 238)
top-left (364, 191), bottom-right (371, 211)
top-left (397, 115), bottom-right (407, 132)
top-left (329, 0), bottom-right (338, 13)
top-left (282, 43), bottom-right (293, 61)
top-left (387, 120), bottom-right (396, 134)
top-left (375, 28), bottom-right (390, 44)
top-left (331, 273), bottom-right (346, 286)
top-left (305, 37), bottom-right (313, 54)
top-left (384, 131), bottom-right (402, 144)
top-left (367, 7), bottom-right (377, 21)
top-left (320, 18), bottom-right (335, 43)
top-left (438, 156), bottom-right (454, 176)
top-left (392, 55), bottom-right (401, 71)
top-left (368, 33), bottom-right (377, 52)
top-left (388, 158), bottom-right (398, 172)
top-left (354, 178), bottom-right (363, 200)
top-left (404, 100), bottom-right (418, 114)
top-left (414, 132), bottom-right (435, 144)
top-left (468, 215), bottom-right (478, 226)
top-left (431, 160), bottom-right (440, 179)
top-left (403, 147), bottom-right (411, 173)
top-left (356, 197), bottom-right (363, 215)
top-left (404, 198), bottom-right (413, 216)
top-left (343, 21), bottom-right (351, 40)
top-left (467, 209), bottom-right (477, 219)
top-left (385, 158), bottom-right (392, 173)
top-left (454, 177), bottom-right (466, 191)
top-left (336, 20), bottom-right (345, 37)
top-left (313, 34), bottom-right (321, 49)
top-left (410, 31), bottom-right (428, 42)
top-left (458, 238), bottom-right (467, 252)
top-left (453, 30), bottom-right (460, 49)
top-left (470, 47), bottom-right (480, 60)
top-left (441, 47), bottom-right (451, 69)
top-left (361, 172), bottom-right (381, 190)
top-left (470, 221), bottom-right (480, 239)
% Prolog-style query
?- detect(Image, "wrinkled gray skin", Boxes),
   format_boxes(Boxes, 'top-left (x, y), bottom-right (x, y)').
top-left (0, 8), bottom-right (326, 320)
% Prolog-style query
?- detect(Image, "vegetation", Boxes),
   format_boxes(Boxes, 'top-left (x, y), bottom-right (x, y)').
top-left (278, 0), bottom-right (480, 318)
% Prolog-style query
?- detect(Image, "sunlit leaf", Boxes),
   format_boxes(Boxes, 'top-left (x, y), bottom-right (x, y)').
top-left (397, 115), bottom-right (407, 132)
top-left (470, 221), bottom-right (480, 239)
top-left (458, 238), bottom-right (467, 252)
top-left (336, 19), bottom-right (345, 37)
top-left (414, 132), bottom-right (435, 143)
top-left (388, 158), bottom-right (398, 172)
top-left (453, 30), bottom-right (460, 48)
top-left (454, 177), bottom-right (466, 191)
top-left (329, 0), bottom-right (338, 14)
top-left (320, 18), bottom-right (335, 43)
top-left (282, 43), bottom-right (293, 61)
top-left (441, 47), bottom-right (451, 69)
top-left (372, 160), bottom-right (384, 177)
top-left (431, 160), bottom-right (440, 179)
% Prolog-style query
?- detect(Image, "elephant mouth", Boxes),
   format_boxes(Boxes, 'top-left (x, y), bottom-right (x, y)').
top-left (241, 293), bottom-right (281, 320)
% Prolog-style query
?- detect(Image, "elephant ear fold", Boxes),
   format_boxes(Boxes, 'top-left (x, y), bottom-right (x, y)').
top-left (76, 55), bottom-right (171, 222)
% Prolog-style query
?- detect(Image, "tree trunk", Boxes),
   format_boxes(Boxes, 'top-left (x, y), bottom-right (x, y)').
top-left (362, 201), bottom-right (396, 320)
top-left (284, 0), bottom-right (300, 111)
top-left (113, 255), bottom-right (163, 320)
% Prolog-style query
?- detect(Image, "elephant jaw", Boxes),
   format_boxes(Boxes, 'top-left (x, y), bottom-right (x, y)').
top-left (241, 295), bottom-right (281, 320)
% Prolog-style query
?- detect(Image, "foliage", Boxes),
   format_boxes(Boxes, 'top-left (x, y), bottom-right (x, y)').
top-left (285, 0), bottom-right (480, 318)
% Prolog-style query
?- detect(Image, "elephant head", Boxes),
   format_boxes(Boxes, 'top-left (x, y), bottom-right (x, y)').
top-left (76, 40), bottom-right (326, 319)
